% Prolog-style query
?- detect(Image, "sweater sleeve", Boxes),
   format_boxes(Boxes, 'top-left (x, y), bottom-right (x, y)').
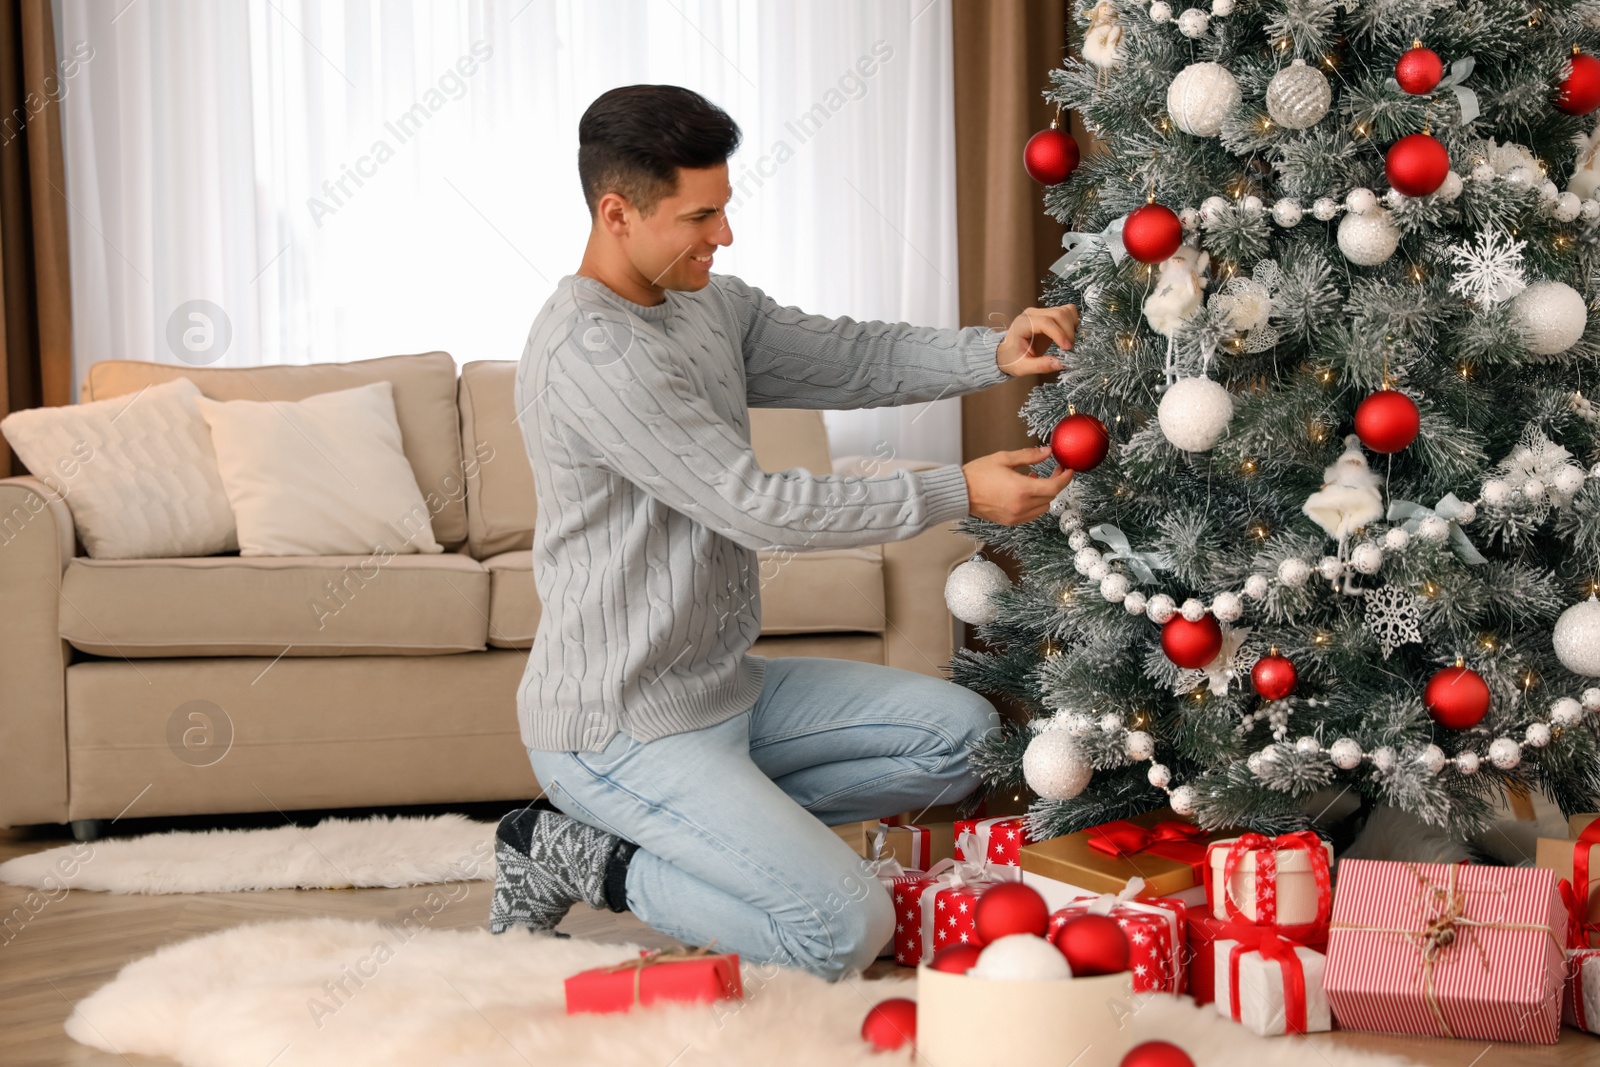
top-left (710, 274), bottom-right (1010, 410)
top-left (541, 326), bottom-right (970, 553)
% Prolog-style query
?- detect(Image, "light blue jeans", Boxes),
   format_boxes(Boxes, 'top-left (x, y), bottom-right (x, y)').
top-left (527, 656), bottom-right (999, 981)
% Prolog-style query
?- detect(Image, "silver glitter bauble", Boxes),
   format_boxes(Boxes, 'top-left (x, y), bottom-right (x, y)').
top-left (1550, 697), bottom-right (1583, 726)
top-left (1023, 730), bottom-right (1091, 799)
top-left (1337, 209), bottom-right (1400, 265)
top-left (1511, 280), bottom-right (1587, 355)
top-left (1266, 58), bottom-right (1331, 129)
top-left (1177, 7), bottom-right (1210, 37)
top-left (1352, 542), bottom-right (1384, 574)
top-left (1158, 376), bottom-right (1234, 451)
top-left (1525, 723), bottom-right (1552, 748)
top-left (944, 558), bottom-right (1010, 625)
top-left (1312, 196), bottom-right (1339, 220)
top-left (1553, 595), bottom-right (1600, 676)
top-left (1167, 61), bottom-right (1240, 137)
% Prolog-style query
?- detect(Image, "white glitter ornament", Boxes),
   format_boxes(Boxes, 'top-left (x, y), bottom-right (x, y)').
top-left (1168, 784), bottom-right (1197, 816)
top-left (1265, 59), bottom-right (1331, 129)
top-left (1418, 744), bottom-right (1448, 775)
top-left (971, 934), bottom-right (1075, 981)
top-left (1167, 62), bottom-right (1241, 137)
top-left (1337, 209), bottom-right (1400, 265)
top-left (1242, 194), bottom-right (1263, 213)
top-left (1295, 736), bottom-right (1321, 756)
top-left (1526, 723), bottom-right (1553, 748)
top-left (1099, 713), bottom-right (1123, 733)
top-left (1063, 712), bottom-right (1095, 736)
top-left (1247, 751), bottom-right (1265, 776)
top-left (1149, 1), bottom-right (1173, 21)
top-left (1177, 7), bottom-right (1210, 37)
top-left (945, 558), bottom-right (1010, 625)
top-left (1200, 195), bottom-right (1230, 224)
top-left (1312, 197), bottom-right (1339, 220)
top-left (1370, 746), bottom-right (1397, 773)
top-left (1074, 546), bottom-right (1104, 574)
top-left (1124, 590), bottom-right (1149, 615)
top-left (1100, 573), bottom-right (1131, 603)
top-left (1553, 596), bottom-right (1600, 676)
top-left (1329, 738), bottom-right (1363, 769)
top-left (1511, 280), bottom-right (1588, 355)
top-left (1212, 591), bottom-right (1243, 622)
top-left (1158, 377), bottom-right (1234, 452)
top-left (1345, 187), bottom-right (1377, 215)
top-left (1455, 751), bottom-right (1480, 775)
top-left (1584, 199), bottom-right (1600, 221)
top-left (1524, 478), bottom-right (1547, 500)
top-left (1482, 479), bottom-right (1512, 505)
top-left (1023, 730), bottom-right (1092, 799)
top-left (1087, 561), bottom-right (1111, 581)
top-left (1068, 529), bottom-right (1093, 550)
top-left (1212, 0), bottom-right (1233, 12)
top-left (1147, 594), bottom-right (1177, 623)
top-left (1437, 171), bottom-right (1464, 202)
top-left (1454, 501), bottom-right (1476, 524)
top-left (1417, 515), bottom-right (1450, 543)
top-left (1585, 687), bottom-right (1600, 710)
top-left (1554, 465), bottom-right (1587, 497)
top-left (1278, 557), bottom-right (1311, 587)
top-left (1488, 737), bottom-right (1522, 770)
top-left (1383, 527), bottom-right (1410, 551)
top-left (1557, 192), bottom-right (1582, 221)
top-left (1060, 509), bottom-right (1086, 534)
top-left (1471, 162), bottom-right (1494, 182)
top-left (1540, 180), bottom-right (1561, 202)
top-left (1244, 574), bottom-right (1270, 600)
top-left (1181, 597), bottom-right (1207, 621)
top-left (1271, 199), bottom-right (1303, 227)
top-left (1383, 189), bottom-right (1406, 209)
top-left (1148, 762), bottom-right (1172, 788)
top-left (1352, 543), bottom-right (1384, 574)
top-left (1318, 556), bottom-right (1343, 581)
top-left (1551, 697), bottom-right (1583, 726)
top-left (1125, 730), bottom-right (1155, 760)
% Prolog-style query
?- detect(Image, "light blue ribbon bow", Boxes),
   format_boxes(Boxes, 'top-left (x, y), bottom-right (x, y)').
top-left (1387, 494), bottom-right (1486, 565)
top-left (1386, 57), bottom-right (1478, 125)
top-left (1050, 216), bottom-right (1128, 277)
top-left (1089, 523), bottom-right (1171, 584)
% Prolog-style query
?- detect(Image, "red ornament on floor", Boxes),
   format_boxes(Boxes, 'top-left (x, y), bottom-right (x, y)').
top-left (1354, 388), bottom-right (1420, 453)
top-left (1121, 1041), bottom-right (1196, 1067)
top-left (1395, 46), bottom-right (1443, 95)
top-left (1052, 913), bottom-right (1130, 976)
top-left (1161, 613), bottom-right (1223, 669)
top-left (1557, 52), bottom-right (1600, 115)
top-left (1024, 127), bottom-right (1080, 185)
top-left (860, 997), bottom-right (918, 1050)
top-left (1424, 660), bottom-right (1491, 729)
top-left (928, 943), bottom-right (985, 974)
top-left (974, 881), bottom-right (1049, 942)
top-left (1251, 648), bottom-right (1298, 701)
top-left (1385, 132), bottom-right (1450, 197)
top-left (1122, 203), bottom-right (1184, 264)
top-left (1050, 412), bottom-right (1111, 472)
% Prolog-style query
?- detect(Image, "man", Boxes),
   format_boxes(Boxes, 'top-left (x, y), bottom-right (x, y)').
top-left (492, 84), bottom-right (1077, 981)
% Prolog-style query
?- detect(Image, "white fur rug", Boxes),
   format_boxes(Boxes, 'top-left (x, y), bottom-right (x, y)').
top-left (65, 919), bottom-right (1418, 1067)
top-left (0, 815), bottom-right (494, 893)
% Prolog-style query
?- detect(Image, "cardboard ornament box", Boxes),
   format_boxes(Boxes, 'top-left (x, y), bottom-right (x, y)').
top-left (916, 964), bottom-right (1134, 1066)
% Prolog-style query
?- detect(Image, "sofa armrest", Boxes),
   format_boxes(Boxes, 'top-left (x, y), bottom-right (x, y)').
top-left (880, 520), bottom-right (979, 679)
top-left (0, 476), bottom-right (74, 826)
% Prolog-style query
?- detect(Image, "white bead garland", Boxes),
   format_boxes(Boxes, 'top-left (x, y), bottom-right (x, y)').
top-left (1278, 557), bottom-right (1312, 587)
top-left (1488, 737), bottom-right (1522, 770)
top-left (1180, 597), bottom-right (1207, 622)
top-left (1329, 738), bottom-right (1363, 769)
top-left (1351, 543), bottom-right (1384, 574)
top-left (1244, 574), bottom-right (1270, 600)
top-left (1147, 594), bottom-right (1177, 624)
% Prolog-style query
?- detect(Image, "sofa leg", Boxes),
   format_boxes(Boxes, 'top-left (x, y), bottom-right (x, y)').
top-left (70, 819), bottom-right (106, 842)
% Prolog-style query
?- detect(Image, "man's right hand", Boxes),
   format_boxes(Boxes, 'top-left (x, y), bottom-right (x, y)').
top-left (962, 446), bottom-right (1074, 526)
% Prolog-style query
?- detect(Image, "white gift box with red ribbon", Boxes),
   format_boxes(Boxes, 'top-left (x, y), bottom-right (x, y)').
top-left (1566, 948), bottom-right (1600, 1034)
top-left (1214, 934), bottom-right (1331, 1035)
top-left (1205, 831), bottom-right (1334, 927)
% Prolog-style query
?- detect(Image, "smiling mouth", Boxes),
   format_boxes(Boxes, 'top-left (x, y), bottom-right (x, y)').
top-left (690, 253), bottom-right (713, 267)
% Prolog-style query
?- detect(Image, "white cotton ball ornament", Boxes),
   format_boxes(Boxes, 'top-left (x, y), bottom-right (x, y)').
top-left (1266, 59), bottom-right (1332, 129)
top-left (1553, 596), bottom-right (1600, 676)
top-left (1149, 1), bottom-right (1173, 21)
top-left (1211, 591), bottom-right (1243, 623)
top-left (945, 558), bottom-right (1010, 625)
top-left (1181, 597), bottom-right (1207, 622)
top-left (1550, 697), bottom-right (1583, 726)
top-left (1383, 527), bottom-right (1410, 551)
top-left (1345, 187), bottom-right (1377, 215)
top-left (1158, 377), bottom-right (1234, 452)
top-left (1557, 192), bottom-right (1583, 221)
top-left (1417, 516), bottom-right (1450, 543)
top-left (971, 934), bottom-right (1075, 981)
top-left (1584, 687), bottom-right (1600, 710)
top-left (1124, 590), bottom-right (1149, 615)
top-left (1525, 722), bottom-right (1553, 748)
top-left (1271, 199), bottom-right (1303, 227)
top-left (1312, 196), bottom-right (1340, 220)
top-left (1488, 737), bottom-right (1522, 770)
top-left (1125, 730), bottom-right (1154, 760)
top-left (1329, 738), bottom-right (1363, 770)
top-left (1482, 479), bottom-right (1512, 505)
top-left (1455, 750), bottom-right (1480, 775)
top-left (1418, 744), bottom-right (1447, 775)
top-left (1437, 171), bottom-right (1464, 202)
top-left (1511, 280), bottom-right (1588, 355)
top-left (1168, 784), bottom-right (1197, 816)
top-left (1338, 209), bottom-right (1400, 265)
top-left (1167, 61), bottom-right (1241, 137)
top-left (1244, 574), bottom-right (1270, 600)
top-left (1146, 594), bottom-right (1177, 624)
top-left (1100, 573), bottom-right (1131, 603)
top-left (1318, 555), bottom-right (1343, 581)
top-left (1278, 557), bottom-right (1311, 587)
top-left (1075, 546), bottom-right (1104, 575)
top-left (1177, 7), bottom-right (1210, 37)
top-left (1148, 762), bottom-right (1172, 789)
top-left (1023, 729), bottom-right (1092, 800)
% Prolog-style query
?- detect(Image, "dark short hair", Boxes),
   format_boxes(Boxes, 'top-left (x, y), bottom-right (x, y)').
top-left (578, 85), bottom-right (742, 217)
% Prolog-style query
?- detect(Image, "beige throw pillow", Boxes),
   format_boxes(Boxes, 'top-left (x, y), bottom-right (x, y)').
top-left (192, 381), bottom-right (443, 557)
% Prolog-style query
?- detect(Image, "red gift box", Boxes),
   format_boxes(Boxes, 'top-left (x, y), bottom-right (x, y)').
top-left (954, 816), bottom-right (1032, 867)
top-left (1324, 860), bottom-right (1568, 1043)
top-left (1186, 913), bottom-right (1328, 1006)
top-left (564, 947), bottom-right (743, 1015)
top-left (1047, 891), bottom-right (1187, 993)
top-left (889, 858), bottom-right (1016, 966)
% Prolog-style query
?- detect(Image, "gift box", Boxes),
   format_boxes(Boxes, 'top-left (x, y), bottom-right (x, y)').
top-left (1534, 813), bottom-right (1600, 947)
top-left (1185, 912), bottom-right (1328, 1006)
top-left (1019, 809), bottom-right (1219, 898)
top-left (917, 964), bottom-right (1133, 1066)
top-left (954, 816), bottom-right (1033, 868)
top-left (889, 857), bottom-right (1016, 966)
top-left (564, 947), bottom-right (742, 1014)
top-left (1205, 831), bottom-right (1333, 927)
top-left (1324, 859), bottom-right (1568, 1043)
top-left (1214, 933), bottom-right (1331, 1035)
top-left (1047, 890), bottom-right (1187, 993)
top-left (1565, 948), bottom-right (1600, 1034)
top-left (834, 820), bottom-right (955, 871)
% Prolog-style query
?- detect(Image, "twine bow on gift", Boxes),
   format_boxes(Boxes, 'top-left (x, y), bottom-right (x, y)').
top-left (598, 942), bottom-right (723, 1007)
top-left (1217, 831), bottom-right (1332, 927)
top-left (1387, 495), bottom-right (1487, 565)
top-left (1228, 933), bottom-right (1310, 1034)
top-left (1050, 216), bottom-right (1129, 277)
top-left (1089, 524), bottom-right (1172, 584)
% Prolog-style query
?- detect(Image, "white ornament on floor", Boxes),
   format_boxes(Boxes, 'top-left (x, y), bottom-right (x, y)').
top-left (1168, 61), bottom-right (1240, 136)
top-left (945, 557), bottom-right (1011, 625)
top-left (971, 934), bottom-right (1075, 980)
top-left (1023, 729), bottom-right (1093, 799)
top-left (1159, 377), bottom-right (1234, 451)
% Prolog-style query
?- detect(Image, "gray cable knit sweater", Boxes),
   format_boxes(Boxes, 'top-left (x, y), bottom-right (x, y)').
top-left (513, 272), bottom-right (1008, 752)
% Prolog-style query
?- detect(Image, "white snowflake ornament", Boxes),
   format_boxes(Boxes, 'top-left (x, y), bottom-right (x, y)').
top-left (1446, 229), bottom-right (1527, 306)
top-left (1364, 584), bottom-right (1423, 660)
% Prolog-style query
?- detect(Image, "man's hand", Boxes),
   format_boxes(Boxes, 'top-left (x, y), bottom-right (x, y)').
top-left (996, 305), bottom-right (1079, 378)
top-left (962, 446), bottom-right (1074, 526)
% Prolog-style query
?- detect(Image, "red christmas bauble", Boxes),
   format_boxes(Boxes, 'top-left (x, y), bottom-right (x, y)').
top-left (1385, 133), bottom-right (1450, 197)
top-left (1050, 412), bottom-right (1111, 472)
top-left (1162, 614), bottom-right (1223, 669)
top-left (975, 881), bottom-right (1050, 943)
top-left (929, 943), bottom-right (985, 974)
top-left (1052, 913), bottom-right (1131, 976)
top-left (1354, 388), bottom-right (1421, 453)
top-left (1251, 651), bottom-right (1299, 701)
top-left (1395, 47), bottom-right (1443, 95)
top-left (1557, 53), bottom-right (1600, 116)
top-left (860, 997), bottom-right (918, 1050)
top-left (1424, 664), bottom-right (1491, 730)
top-left (1122, 203), bottom-right (1183, 264)
top-left (1121, 1041), bottom-right (1197, 1067)
top-left (1024, 127), bottom-right (1081, 185)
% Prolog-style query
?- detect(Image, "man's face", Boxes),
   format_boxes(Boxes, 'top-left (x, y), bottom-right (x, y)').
top-left (625, 163), bottom-right (733, 293)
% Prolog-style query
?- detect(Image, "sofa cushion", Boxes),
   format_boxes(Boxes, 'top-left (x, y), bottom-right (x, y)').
top-left (58, 552), bottom-right (489, 657)
top-left (481, 545), bottom-right (884, 649)
top-left (458, 359), bottom-right (836, 559)
top-left (82, 352), bottom-right (470, 550)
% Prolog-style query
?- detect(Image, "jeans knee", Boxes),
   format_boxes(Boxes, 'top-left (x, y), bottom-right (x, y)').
top-left (781, 880), bottom-right (895, 981)
top-left (937, 688), bottom-right (1001, 780)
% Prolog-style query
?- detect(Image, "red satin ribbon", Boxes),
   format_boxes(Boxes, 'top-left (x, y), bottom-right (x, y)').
top-left (1228, 934), bottom-right (1309, 1034)
top-left (1572, 820), bottom-right (1600, 947)
top-left (1219, 830), bottom-right (1332, 926)
top-left (1087, 820), bottom-right (1209, 876)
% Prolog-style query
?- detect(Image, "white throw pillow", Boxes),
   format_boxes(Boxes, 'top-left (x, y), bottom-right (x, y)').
top-left (192, 380), bottom-right (443, 557)
top-left (0, 377), bottom-right (238, 559)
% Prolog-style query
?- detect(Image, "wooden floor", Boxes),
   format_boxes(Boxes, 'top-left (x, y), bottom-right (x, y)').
top-left (3, 815), bottom-right (1598, 1066)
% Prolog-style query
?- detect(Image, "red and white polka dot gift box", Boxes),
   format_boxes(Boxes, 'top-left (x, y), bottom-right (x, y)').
top-left (1046, 889), bottom-right (1188, 993)
top-left (953, 816), bottom-right (1034, 868)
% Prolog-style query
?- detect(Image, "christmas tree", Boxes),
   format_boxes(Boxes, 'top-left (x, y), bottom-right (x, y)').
top-left (950, 0), bottom-right (1600, 845)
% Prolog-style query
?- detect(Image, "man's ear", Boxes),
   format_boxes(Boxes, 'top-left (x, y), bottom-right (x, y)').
top-left (595, 191), bottom-right (632, 237)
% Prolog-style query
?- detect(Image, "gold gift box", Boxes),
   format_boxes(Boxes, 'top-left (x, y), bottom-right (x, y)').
top-left (1018, 808), bottom-right (1222, 899)
top-left (831, 819), bottom-right (956, 870)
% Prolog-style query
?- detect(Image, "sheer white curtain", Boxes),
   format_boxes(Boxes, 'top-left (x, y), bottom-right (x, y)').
top-left (57, 0), bottom-right (964, 463)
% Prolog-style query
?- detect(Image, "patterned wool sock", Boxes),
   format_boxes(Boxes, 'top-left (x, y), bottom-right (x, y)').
top-left (489, 803), bottom-right (636, 934)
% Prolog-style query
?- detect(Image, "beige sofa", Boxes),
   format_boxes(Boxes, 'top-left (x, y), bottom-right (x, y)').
top-left (0, 352), bottom-right (977, 835)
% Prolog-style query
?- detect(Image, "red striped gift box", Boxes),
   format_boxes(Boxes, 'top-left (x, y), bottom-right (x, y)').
top-left (1324, 860), bottom-right (1567, 1044)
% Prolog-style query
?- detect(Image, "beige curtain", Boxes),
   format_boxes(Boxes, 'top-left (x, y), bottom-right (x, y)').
top-left (0, 0), bottom-right (73, 478)
top-left (952, 0), bottom-right (1080, 463)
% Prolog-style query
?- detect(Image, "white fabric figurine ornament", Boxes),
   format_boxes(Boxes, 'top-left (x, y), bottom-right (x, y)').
top-left (1303, 435), bottom-right (1385, 540)
top-left (1143, 244), bottom-right (1210, 337)
top-left (1082, 1), bottom-right (1124, 68)
top-left (1571, 123), bottom-right (1600, 200)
